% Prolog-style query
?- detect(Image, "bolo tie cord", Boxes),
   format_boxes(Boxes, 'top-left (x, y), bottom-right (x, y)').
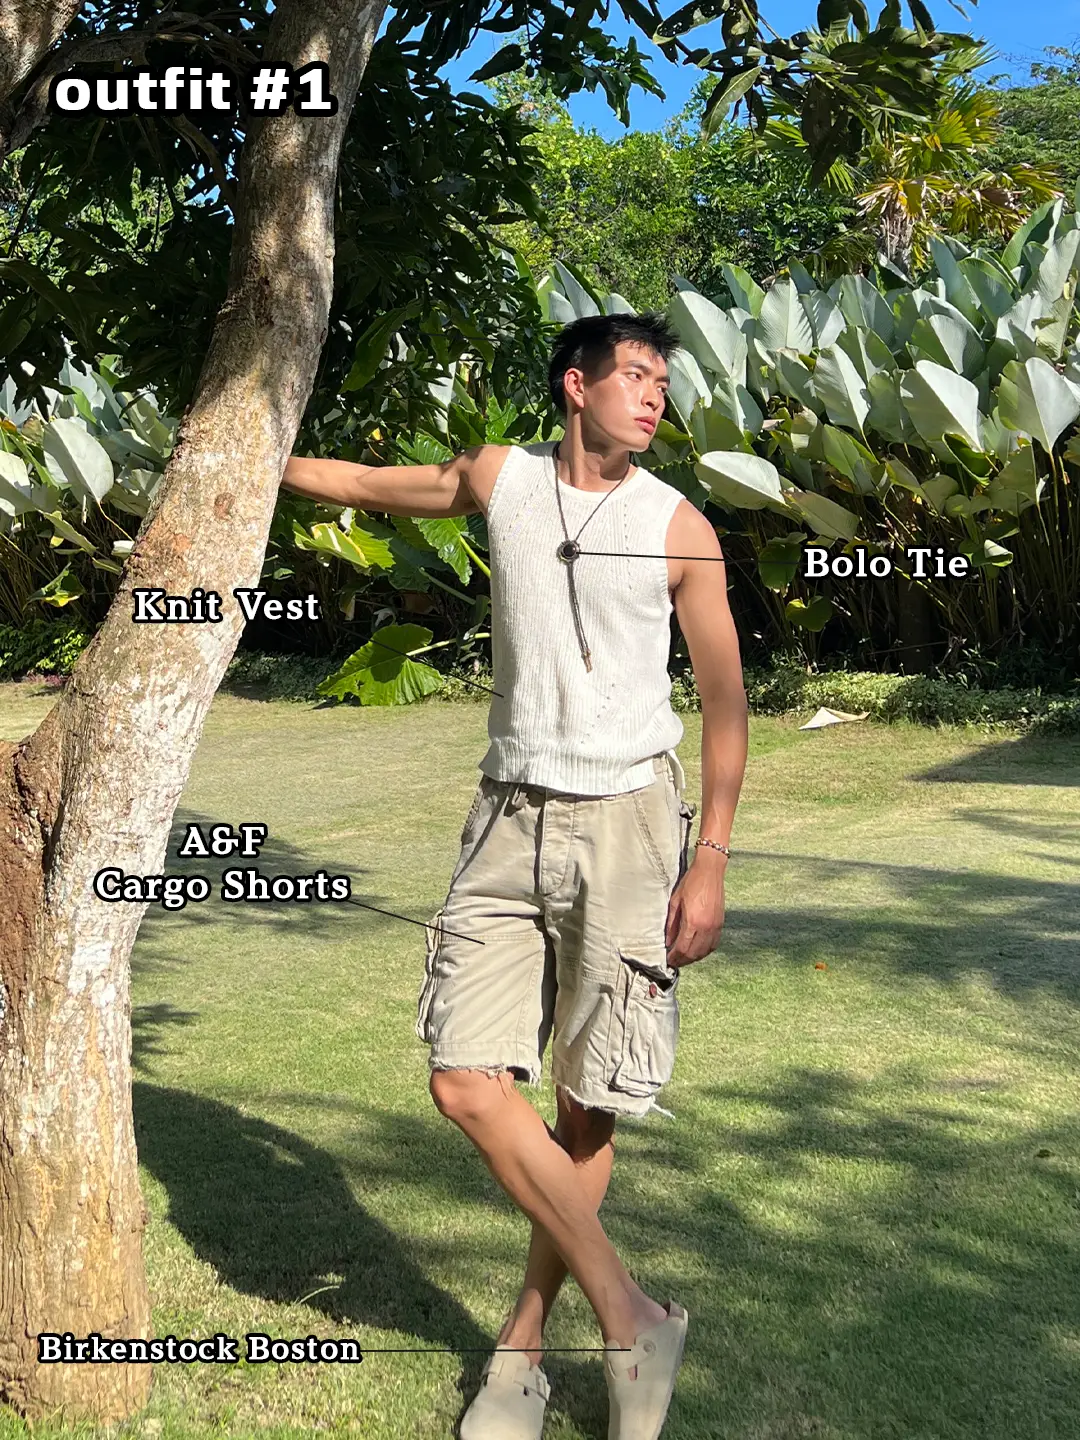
top-left (553, 443), bottom-right (631, 673)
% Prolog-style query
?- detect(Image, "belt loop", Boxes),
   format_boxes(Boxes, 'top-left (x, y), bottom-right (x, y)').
top-left (664, 748), bottom-right (687, 798)
top-left (507, 782), bottom-right (529, 813)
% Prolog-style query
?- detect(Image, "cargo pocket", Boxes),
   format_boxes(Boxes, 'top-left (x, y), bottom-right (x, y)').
top-left (608, 944), bottom-right (680, 1098)
top-left (459, 777), bottom-right (490, 846)
top-left (415, 905), bottom-right (446, 1042)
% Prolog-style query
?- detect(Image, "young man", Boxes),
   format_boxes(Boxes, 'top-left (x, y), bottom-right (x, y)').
top-left (281, 313), bottom-right (748, 1440)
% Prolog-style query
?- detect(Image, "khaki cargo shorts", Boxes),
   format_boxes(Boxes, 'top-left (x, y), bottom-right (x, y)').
top-left (415, 752), bottom-right (697, 1118)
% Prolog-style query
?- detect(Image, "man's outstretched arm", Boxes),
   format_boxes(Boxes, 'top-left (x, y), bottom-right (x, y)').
top-left (280, 443), bottom-right (497, 517)
top-left (666, 500), bottom-right (749, 967)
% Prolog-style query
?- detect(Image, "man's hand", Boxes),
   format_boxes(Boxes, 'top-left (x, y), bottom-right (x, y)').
top-left (664, 851), bottom-right (726, 968)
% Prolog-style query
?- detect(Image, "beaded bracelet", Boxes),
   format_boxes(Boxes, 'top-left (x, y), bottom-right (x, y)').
top-left (695, 837), bottom-right (731, 858)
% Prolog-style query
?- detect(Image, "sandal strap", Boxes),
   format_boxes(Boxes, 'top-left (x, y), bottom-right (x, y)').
top-left (483, 1351), bottom-right (551, 1401)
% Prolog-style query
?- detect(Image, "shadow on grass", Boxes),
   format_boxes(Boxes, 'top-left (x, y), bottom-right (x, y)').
top-left (130, 804), bottom-right (448, 986)
top-left (913, 731), bottom-right (1080, 787)
top-left (730, 852), bottom-right (1080, 1006)
top-left (133, 1083), bottom-right (490, 1358)
top-left (608, 1067), bottom-right (1080, 1440)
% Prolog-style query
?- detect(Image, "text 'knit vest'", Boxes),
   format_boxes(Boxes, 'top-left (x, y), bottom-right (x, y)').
top-left (479, 440), bottom-right (685, 796)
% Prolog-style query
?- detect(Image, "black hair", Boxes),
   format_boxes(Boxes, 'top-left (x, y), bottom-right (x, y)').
top-left (547, 311), bottom-right (680, 416)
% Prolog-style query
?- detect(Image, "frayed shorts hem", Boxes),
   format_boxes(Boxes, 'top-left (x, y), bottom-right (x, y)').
top-left (427, 1050), bottom-right (543, 1088)
top-left (551, 1074), bottom-right (660, 1120)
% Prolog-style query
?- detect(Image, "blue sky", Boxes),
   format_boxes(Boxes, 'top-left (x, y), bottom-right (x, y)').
top-left (383, 1), bottom-right (1080, 140)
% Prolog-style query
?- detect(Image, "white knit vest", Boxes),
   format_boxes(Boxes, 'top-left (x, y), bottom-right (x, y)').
top-left (479, 441), bottom-right (686, 795)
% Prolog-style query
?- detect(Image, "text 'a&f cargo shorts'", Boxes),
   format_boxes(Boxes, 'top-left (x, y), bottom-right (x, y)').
top-left (415, 753), bottom-right (697, 1118)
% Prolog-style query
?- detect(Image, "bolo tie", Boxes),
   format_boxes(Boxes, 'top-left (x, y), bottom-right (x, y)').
top-left (553, 441), bottom-right (631, 673)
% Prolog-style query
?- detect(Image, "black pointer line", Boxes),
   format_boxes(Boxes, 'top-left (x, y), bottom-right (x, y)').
top-left (355, 1346), bottom-right (630, 1353)
top-left (366, 634), bottom-right (504, 699)
top-left (577, 549), bottom-right (746, 564)
top-left (340, 893), bottom-right (484, 945)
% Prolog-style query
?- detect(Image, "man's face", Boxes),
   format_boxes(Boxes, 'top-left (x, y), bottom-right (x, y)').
top-left (566, 341), bottom-right (670, 451)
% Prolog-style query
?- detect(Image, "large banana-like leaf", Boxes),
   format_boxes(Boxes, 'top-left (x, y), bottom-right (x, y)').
top-left (996, 357), bottom-right (1080, 453)
top-left (787, 487), bottom-right (859, 540)
top-left (908, 311), bottom-right (985, 377)
top-left (666, 347), bottom-right (712, 426)
top-left (830, 274), bottom-right (895, 348)
top-left (812, 344), bottom-right (870, 433)
top-left (984, 444), bottom-right (1044, 514)
top-left (960, 258), bottom-right (1016, 322)
top-left (669, 291), bottom-right (747, 380)
top-left (773, 349), bottom-right (819, 411)
top-left (1031, 228), bottom-right (1080, 308)
top-left (900, 362), bottom-right (984, 451)
top-left (800, 290), bottom-right (845, 349)
top-left (710, 372), bottom-right (764, 436)
top-left (42, 417), bottom-right (114, 503)
top-left (928, 237), bottom-right (982, 327)
top-left (696, 451), bottom-right (786, 510)
top-left (552, 259), bottom-right (601, 319)
top-left (755, 278), bottom-right (814, 354)
top-left (0, 452), bottom-right (36, 515)
top-left (721, 263), bottom-right (764, 317)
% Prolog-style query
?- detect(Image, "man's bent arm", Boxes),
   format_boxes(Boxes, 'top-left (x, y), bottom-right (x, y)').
top-left (280, 446), bottom-right (484, 518)
top-left (670, 508), bottom-right (748, 858)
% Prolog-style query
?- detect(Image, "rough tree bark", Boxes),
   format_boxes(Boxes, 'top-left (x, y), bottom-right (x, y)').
top-left (0, 0), bottom-right (388, 1419)
top-left (0, 1), bottom-right (84, 151)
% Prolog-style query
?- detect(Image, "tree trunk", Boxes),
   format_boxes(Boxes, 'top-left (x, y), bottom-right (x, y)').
top-left (0, 0), bottom-right (84, 164)
top-left (0, 0), bottom-right (387, 1420)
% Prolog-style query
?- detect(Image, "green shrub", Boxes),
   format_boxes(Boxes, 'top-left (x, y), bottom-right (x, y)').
top-left (0, 620), bottom-right (91, 680)
top-left (216, 650), bottom-right (1080, 733)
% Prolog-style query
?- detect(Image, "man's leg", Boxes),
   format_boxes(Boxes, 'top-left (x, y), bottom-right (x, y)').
top-left (430, 1067), bottom-right (666, 1359)
top-left (493, 1086), bottom-right (615, 1367)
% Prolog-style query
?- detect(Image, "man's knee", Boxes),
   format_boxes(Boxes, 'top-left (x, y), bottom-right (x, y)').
top-left (555, 1087), bottom-right (616, 1159)
top-left (429, 1066), bottom-right (515, 1125)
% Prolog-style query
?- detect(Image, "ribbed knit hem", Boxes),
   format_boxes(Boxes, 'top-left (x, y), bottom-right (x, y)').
top-left (479, 742), bottom-right (661, 796)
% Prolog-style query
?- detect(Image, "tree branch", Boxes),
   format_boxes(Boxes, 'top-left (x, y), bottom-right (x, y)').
top-left (0, 13), bottom-right (259, 164)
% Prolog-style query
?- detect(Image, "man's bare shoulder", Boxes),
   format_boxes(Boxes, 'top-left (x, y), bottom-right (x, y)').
top-left (458, 444), bottom-right (514, 514)
top-left (668, 497), bottom-right (723, 557)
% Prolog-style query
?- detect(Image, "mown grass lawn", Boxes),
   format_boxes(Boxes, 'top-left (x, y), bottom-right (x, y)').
top-left (2, 681), bottom-right (1079, 1440)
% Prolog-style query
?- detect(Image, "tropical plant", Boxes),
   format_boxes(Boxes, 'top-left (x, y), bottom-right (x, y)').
top-left (749, 39), bottom-right (1063, 275)
top-left (540, 193), bottom-right (1080, 673)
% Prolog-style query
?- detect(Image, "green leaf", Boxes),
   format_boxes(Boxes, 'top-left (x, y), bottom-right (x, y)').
top-left (292, 519), bottom-right (395, 570)
top-left (25, 564), bottom-right (85, 609)
top-left (900, 361), bottom-right (983, 450)
top-left (812, 344), bottom-right (870, 433)
top-left (801, 290), bottom-right (845, 348)
top-left (317, 624), bottom-right (444, 706)
top-left (695, 451), bottom-right (785, 510)
top-left (702, 66), bottom-right (763, 140)
top-left (756, 278), bottom-right (815, 354)
top-left (343, 302), bottom-right (422, 392)
top-left (669, 292), bottom-right (748, 379)
top-left (0, 452), bottom-right (35, 515)
top-left (985, 444), bottom-right (1044, 514)
top-left (919, 474), bottom-right (959, 512)
top-left (957, 537), bottom-right (1013, 569)
top-left (469, 43), bottom-right (525, 83)
top-left (785, 595), bottom-right (833, 631)
top-left (42, 417), bottom-right (114, 503)
top-left (757, 534), bottom-right (806, 592)
top-left (773, 350), bottom-right (819, 410)
top-left (413, 514), bottom-right (473, 584)
top-left (908, 312), bottom-right (984, 378)
top-left (995, 357), bottom-right (1080, 453)
top-left (709, 372), bottom-right (764, 436)
top-left (787, 487), bottom-right (860, 540)
top-left (721, 263), bottom-right (765, 318)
